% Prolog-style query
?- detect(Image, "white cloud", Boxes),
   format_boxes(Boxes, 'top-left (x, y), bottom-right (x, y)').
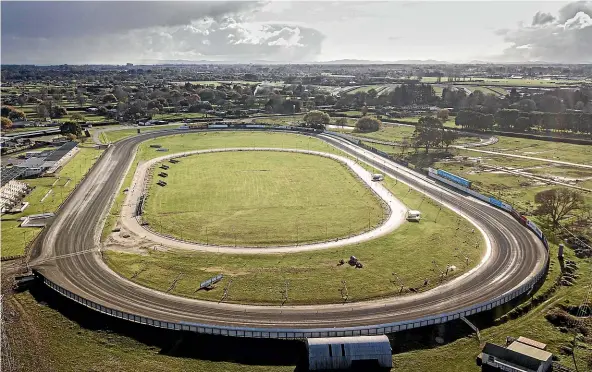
top-left (497, 2), bottom-right (592, 63)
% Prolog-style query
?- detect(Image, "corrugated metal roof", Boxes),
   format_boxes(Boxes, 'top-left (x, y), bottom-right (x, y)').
top-left (16, 157), bottom-right (46, 168)
top-left (507, 341), bottom-right (552, 361)
top-left (306, 335), bottom-right (392, 370)
top-left (306, 335), bottom-right (389, 346)
top-left (516, 336), bottom-right (547, 350)
top-left (45, 141), bottom-right (77, 162)
top-left (482, 342), bottom-right (545, 371)
top-left (1, 167), bottom-right (25, 186)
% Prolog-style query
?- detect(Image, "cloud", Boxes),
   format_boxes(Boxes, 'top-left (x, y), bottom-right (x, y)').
top-left (532, 11), bottom-right (555, 25)
top-left (1, 1), bottom-right (259, 38)
top-left (1, 2), bottom-right (324, 64)
top-left (496, 2), bottom-right (592, 63)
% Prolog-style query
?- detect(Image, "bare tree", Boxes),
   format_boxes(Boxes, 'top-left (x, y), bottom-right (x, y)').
top-left (335, 117), bottom-right (348, 129)
top-left (534, 188), bottom-right (584, 227)
top-left (400, 137), bottom-right (410, 155)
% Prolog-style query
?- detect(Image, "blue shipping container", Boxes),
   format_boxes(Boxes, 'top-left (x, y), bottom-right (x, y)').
top-left (436, 169), bottom-right (472, 188)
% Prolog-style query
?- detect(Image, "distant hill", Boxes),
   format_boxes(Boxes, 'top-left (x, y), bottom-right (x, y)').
top-left (319, 59), bottom-right (451, 65)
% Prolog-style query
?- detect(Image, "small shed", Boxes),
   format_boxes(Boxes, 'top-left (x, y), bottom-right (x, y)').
top-left (306, 335), bottom-right (392, 370)
top-left (479, 341), bottom-right (552, 372)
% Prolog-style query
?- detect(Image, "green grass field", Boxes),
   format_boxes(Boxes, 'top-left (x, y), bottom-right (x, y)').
top-left (352, 124), bottom-right (476, 145)
top-left (5, 290), bottom-right (292, 372)
top-left (1, 145), bottom-right (104, 257)
top-left (481, 136), bottom-right (592, 165)
top-left (433, 149), bottom-right (592, 211)
top-left (346, 85), bottom-right (385, 94)
top-left (144, 151), bottom-right (384, 246)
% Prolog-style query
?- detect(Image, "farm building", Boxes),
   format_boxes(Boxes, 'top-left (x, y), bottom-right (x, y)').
top-left (306, 335), bottom-right (392, 370)
top-left (477, 337), bottom-right (552, 372)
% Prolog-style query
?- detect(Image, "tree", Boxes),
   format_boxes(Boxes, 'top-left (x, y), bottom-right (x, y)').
top-left (355, 116), bottom-right (381, 133)
top-left (1, 117), bottom-right (13, 129)
top-left (36, 104), bottom-right (49, 119)
top-left (60, 122), bottom-right (83, 138)
top-left (495, 109), bottom-right (520, 130)
top-left (8, 108), bottom-right (26, 121)
top-left (65, 133), bottom-right (77, 141)
top-left (302, 110), bottom-right (330, 130)
top-left (335, 117), bottom-right (348, 129)
top-left (71, 112), bottom-right (85, 122)
top-left (400, 137), bottom-right (410, 155)
top-left (513, 99), bottom-right (537, 112)
top-left (534, 188), bottom-right (584, 227)
top-left (1, 105), bottom-right (26, 121)
top-left (442, 130), bottom-right (459, 150)
top-left (413, 116), bottom-right (443, 153)
top-left (102, 93), bottom-right (118, 103)
top-left (437, 109), bottom-right (449, 121)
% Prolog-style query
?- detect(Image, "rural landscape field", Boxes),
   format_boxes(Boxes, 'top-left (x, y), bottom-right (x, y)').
top-left (2, 1), bottom-right (592, 372)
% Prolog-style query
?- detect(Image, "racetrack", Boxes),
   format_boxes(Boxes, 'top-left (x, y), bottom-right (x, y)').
top-left (29, 129), bottom-right (548, 336)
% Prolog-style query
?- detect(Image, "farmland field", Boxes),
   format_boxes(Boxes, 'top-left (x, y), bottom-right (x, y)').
top-left (420, 76), bottom-right (588, 87)
top-left (475, 136), bottom-right (592, 165)
top-left (143, 151), bottom-right (384, 246)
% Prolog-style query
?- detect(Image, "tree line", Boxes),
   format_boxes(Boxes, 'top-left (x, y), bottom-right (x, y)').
top-left (455, 109), bottom-right (592, 135)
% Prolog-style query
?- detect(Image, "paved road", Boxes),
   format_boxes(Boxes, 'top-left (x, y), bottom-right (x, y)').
top-left (29, 129), bottom-right (547, 331)
top-left (123, 148), bottom-right (407, 253)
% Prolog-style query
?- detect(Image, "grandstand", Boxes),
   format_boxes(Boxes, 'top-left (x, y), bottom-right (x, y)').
top-left (0, 141), bottom-right (78, 185)
top-left (0, 179), bottom-right (31, 213)
top-left (1, 167), bottom-right (26, 187)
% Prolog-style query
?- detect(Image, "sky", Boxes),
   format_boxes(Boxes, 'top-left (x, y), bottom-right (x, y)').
top-left (1, 1), bottom-right (592, 64)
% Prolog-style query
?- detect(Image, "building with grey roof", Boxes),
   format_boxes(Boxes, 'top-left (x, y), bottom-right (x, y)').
top-left (478, 338), bottom-right (552, 372)
top-left (306, 335), bottom-right (392, 370)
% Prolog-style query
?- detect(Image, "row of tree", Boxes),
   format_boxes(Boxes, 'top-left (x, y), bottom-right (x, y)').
top-left (455, 109), bottom-right (592, 134)
top-left (335, 83), bottom-right (439, 108)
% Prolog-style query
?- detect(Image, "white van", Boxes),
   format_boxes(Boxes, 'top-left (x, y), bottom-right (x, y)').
top-left (406, 210), bottom-right (421, 222)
